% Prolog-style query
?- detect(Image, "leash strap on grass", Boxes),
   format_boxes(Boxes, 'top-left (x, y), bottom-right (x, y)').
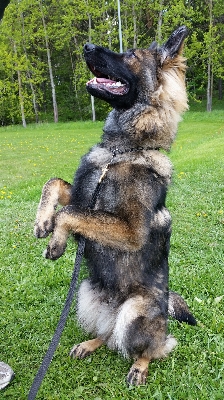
top-left (28, 236), bottom-right (86, 400)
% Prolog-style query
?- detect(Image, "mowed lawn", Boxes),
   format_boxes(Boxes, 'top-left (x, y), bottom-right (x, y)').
top-left (0, 111), bottom-right (223, 400)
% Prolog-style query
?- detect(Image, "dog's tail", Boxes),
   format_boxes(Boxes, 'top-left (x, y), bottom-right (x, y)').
top-left (168, 291), bottom-right (197, 326)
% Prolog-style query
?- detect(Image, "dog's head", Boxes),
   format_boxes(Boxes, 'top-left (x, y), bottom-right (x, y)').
top-left (84, 26), bottom-right (188, 110)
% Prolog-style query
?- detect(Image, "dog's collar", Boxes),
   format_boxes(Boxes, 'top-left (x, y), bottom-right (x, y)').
top-left (98, 145), bottom-right (159, 184)
top-left (109, 146), bottom-right (159, 156)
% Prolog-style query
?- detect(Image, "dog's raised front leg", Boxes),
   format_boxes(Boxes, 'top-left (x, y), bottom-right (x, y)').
top-left (70, 338), bottom-right (104, 359)
top-left (44, 202), bottom-right (146, 259)
top-left (127, 357), bottom-right (150, 386)
top-left (34, 178), bottom-right (72, 238)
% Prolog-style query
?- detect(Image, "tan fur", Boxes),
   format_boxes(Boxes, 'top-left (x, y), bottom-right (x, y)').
top-left (127, 357), bottom-right (150, 385)
top-left (70, 338), bottom-right (104, 359)
top-left (133, 56), bottom-right (188, 151)
top-left (45, 197), bottom-right (146, 260)
top-left (34, 178), bottom-right (72, 238)
top-left (59, 210), bottom-right (136, 248)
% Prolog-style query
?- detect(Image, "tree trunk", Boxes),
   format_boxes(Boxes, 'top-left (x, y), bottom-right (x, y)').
top-left (132, 5), bottom-right (137, 48)
top-left (21, 12), bottom-right (39, 123)
top-left (207, 0), bottom-right (213, 112)
top-left (207, 59), bottom-right (212, 112)
top-left (87, 10), bottom-right (96, 122)
top-left (13, 42), bottom-right (26, 127)
top-left (156, 0), bottom-right (163, 43)
top-left (218, 78), bottom-right (223, 100)
top-left (40, 1), bottom-right (58, 122)
top-left (17, 68), bottom-right (27, 127)
top-left (69, 47), bottom-right (83, 120)
top-left (117, 0), bottom-right (123, 53)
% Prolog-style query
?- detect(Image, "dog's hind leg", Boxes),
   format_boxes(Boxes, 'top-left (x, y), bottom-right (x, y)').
top-left (70, 338), bottom-right (104, 359)
top-left (34, 178), bottom-right (72, 238)
top-left (126, 334), bottom-right (177, 385)
top-left (110, 295), bottom-right (177, 385)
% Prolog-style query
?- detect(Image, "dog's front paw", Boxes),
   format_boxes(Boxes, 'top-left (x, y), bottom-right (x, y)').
top-left (40, 207), bottom-right (74, 259)
top-left (34, 216), bottom-right (55, 238)
top-left (43, 237), bottom-right (67, 260)
top-left (70, 338), bottom-right (103, 359)
top-left (70, 344), bottom-right (91, 359)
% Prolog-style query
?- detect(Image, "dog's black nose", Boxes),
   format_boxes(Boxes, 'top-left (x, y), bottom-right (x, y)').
top-left (84, 43), bottom-right (95, 53)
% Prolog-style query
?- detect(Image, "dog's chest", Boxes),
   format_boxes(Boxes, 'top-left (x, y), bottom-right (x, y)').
top-left (72, 147), bottom-right (120, 211)
top-left (72, 145), bottom-right (171, 213)
top-left (73, 161), bottom-right (127, 213)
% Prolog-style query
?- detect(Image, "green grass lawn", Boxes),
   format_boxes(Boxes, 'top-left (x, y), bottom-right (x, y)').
top-left (0, 112), bottom-right (223, 399)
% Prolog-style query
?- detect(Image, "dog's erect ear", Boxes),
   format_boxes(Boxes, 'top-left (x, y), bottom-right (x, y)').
top-left (159, 26), bottom-right (188, 63)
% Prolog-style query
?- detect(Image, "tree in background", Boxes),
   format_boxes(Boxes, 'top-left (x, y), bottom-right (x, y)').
top-left (39, 0), bottom-right (58, 122)
top-left (0, 0), bottom-right (223, 125)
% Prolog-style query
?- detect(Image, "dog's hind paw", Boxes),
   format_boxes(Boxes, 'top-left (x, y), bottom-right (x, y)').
top-left (126, 357), bottom-right (150, 386)
top-left (127, 367), bottom-right (148, 386)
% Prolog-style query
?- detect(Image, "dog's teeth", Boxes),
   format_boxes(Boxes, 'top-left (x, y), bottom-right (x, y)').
top-left (110, 81), bottom-right (124, 87)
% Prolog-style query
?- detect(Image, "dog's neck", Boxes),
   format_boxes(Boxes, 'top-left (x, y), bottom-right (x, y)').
top-left (102, 107), bottom-right (161, 153)
top-left (102, 94), bottom-right (185, 152)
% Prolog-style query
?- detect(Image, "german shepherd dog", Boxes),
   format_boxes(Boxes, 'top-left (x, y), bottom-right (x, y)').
top-left (34, 26), bottom-right (196, 385)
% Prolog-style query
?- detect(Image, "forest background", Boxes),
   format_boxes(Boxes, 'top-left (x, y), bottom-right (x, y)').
top-left (0, 0), bottom-right (223, 127)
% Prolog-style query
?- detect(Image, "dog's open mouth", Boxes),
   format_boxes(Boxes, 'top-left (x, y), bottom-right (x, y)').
top-left (86, 65), bottom-right (129, 96)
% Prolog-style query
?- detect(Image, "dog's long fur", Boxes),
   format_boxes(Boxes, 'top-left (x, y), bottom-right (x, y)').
top-left (34, 26), bottom-right (196, 385)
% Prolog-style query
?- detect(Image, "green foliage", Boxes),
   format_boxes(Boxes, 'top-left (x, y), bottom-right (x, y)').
top-left (0, 0), bottom-right (224, 125)
top-left (0, 110), bottom-right (223, 398)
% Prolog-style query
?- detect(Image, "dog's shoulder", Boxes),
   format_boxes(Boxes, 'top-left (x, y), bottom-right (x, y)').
top-left (86, 145), bottom-right (112, 166)
top-left (133, 150), bottom-right (172, 183)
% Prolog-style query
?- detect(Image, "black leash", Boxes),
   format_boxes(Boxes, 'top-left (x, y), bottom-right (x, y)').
top-left (28, 236), bottom-right (85, 400)
top-left (28, 150), bottom-right (118, 399)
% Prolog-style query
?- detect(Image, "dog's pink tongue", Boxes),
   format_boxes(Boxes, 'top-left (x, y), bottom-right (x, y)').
top-left (98, 77), bottom-right (118, 84)
top-left (86, 77), bottom-right (126, 94)
top-left (87, 77), bottom-right (116, 85)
